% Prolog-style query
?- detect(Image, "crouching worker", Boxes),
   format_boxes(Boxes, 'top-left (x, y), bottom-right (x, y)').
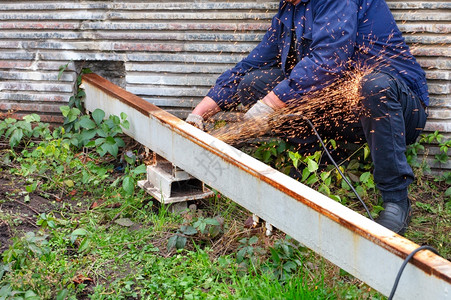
top-left (185, 0), bottom-right (428, 235)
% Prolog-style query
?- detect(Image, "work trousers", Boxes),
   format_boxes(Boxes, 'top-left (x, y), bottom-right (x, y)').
top-left (236, 68), bottom-right (428, 202)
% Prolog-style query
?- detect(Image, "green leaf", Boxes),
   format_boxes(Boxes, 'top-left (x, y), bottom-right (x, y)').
top-left (289, 151), bottom-right (301, 169)
top-left (92, 109), bottom-right (105, 125)
top-left (122, 176), bottom-right (135, 195)
top-left (120, 112), bottom-right (128, 120)
top-left (445, 187), bottom-right (451, 197)
top-left (364, 145), bottom-right (370, 160)
top-left (79, 129), bottom-right (97, 144)
top-left (23, 114), bottom-right (40, 123)
top-left (78, 116), bottom-right (96, 130)
top-left (66, 108), bottom-right (81, 123)
top-left (180, 225), bottom-right (197, 236)
top-left (347, 159), bottom-right (359, 170)
top-left (64, 180), bottom-right (74, 187)
top-left (236, 248), bottom-right (246, 263)
top-left (301, 168), bottom-right (310, 182)
top-left (359, 172), bottom-right (371, 184)
top-left (57, 61), bottom-right (71, 80)
top-left (95, 137), bottom-right (105, 146)
top-left (175, 236), bottom-right (187, 249)
top-left (10, 129), bottom-right (23, 147)
top-left (167, 235), bottom-right (178, 251)
top-left (318, 183), bottom-right (330, 196)
top-left (56, 289), bottom-right (69, 300)
top-left (107, 143), bottom-right (119, 157)
top-left (114, 137), bottom-right (125, 148)
top-left (320, 171), bottom-right (330, 182)
top-left (78, 237), bottom-right (91, 253)
top-left (205, 218), bottom-right (220, 226)
top-left (24, 290), bottom-right (39, 299)
top-left (248, 236), bottom-right (259, 245)
top-left (330, 139), bottom-right (337, 149)
top-left (209, 224), bottom-right (221, 238)
top-left (270, 247), bottom-right (280, 264)
top-left (25, 182), bottom-right (37, 193)
top-left (307, 158), bottom-right (318, 172)
top-left (329, 194), bottom-right (341, 202)
top-left (70, 228), bottom-right (88, 244)
top-left (355, 185), bottom-right (365, 197)
top-left (263, 150), bottom-right (272, 163)
top-left (71, 228), bottom-right (88, 236)
top-left (77, 90), bottom-right (86, 98)
top-left (105, 136), bottom-right (116, 145)
top-left (96, 128), bottom-right (107, 138)
top-left (121, 120), bottom-right (130, 130)
top-left (306, 174), bottom-right (318, 185)
top-left (132, 164), bottom-right (147, 175)
top-left (85, 141), bottom-right (96, 148)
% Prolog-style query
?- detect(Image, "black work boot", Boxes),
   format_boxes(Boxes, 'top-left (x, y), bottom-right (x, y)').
top-left (375, 199), bottom-right (411, 236)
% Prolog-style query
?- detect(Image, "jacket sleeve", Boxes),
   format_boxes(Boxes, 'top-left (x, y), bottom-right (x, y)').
top-left (273, 0), bottom-right (359, 103)
top-left (206, 16), bottom-right (282, 109)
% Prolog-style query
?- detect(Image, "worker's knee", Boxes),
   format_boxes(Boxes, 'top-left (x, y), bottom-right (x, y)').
top-left (360, 71), bottom-right (398, 111)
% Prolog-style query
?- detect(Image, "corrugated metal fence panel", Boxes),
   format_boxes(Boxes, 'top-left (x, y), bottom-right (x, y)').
top-left (0, 1), bottom-right (449, 167)
top-left (386, 1), bottom-right (451, 171)
top-left (0, 1), bottom-right (277, 123)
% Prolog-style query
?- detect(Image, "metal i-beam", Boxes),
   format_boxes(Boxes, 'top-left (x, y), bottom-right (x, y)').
top-left (82, 73), bottom-right (451, 299)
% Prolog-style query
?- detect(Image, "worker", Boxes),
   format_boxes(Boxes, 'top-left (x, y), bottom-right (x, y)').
top-left (185, 0), bottom-right (428, 235)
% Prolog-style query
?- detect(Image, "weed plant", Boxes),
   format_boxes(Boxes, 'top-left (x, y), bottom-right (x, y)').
top-left (0, 109), bottom-right (388, 299)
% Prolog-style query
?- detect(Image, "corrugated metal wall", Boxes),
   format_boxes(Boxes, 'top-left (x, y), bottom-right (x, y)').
top-left (0, 1), bottom-right (449, 168)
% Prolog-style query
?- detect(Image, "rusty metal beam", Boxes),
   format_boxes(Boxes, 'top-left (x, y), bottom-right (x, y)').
top-left (82, 73), bottom-right (451, 299)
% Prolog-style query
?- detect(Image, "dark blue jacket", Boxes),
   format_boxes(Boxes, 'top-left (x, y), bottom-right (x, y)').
top-left (207, 0), bottom-right (429, 108)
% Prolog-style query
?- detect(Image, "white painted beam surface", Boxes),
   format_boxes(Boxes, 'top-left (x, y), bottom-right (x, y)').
top-left (82, 73), bottom-right (451, 300)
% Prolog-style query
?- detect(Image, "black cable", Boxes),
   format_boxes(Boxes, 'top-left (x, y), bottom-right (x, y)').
top-left (388, 245), bottom-right (439, 300)
top-left (303, 118), bottom-right (443, 298)
top-left (276, 114), bottom-right (443, 298)
top-left (292, 115), bottom-right (374, 221)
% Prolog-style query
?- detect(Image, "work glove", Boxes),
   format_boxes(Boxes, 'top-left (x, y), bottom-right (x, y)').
top-left (185, 113), bottom-right (204, 131)
top-left (243, 100), bottom-right (274, 120)
top-left (242, 100), bottom-right (275, 135)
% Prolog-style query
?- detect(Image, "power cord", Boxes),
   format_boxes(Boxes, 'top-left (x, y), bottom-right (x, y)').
top-left (282, 114), bottom-right (442, 299)
top-left (388, 245), bottom-right (439, 299)
top-left (283, 113), bottom-right (374, 220)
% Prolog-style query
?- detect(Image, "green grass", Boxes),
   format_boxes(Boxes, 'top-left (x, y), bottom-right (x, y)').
top-left (0, 157), bottom-right (382, 299)
top-left (0, 114), bottom-right (449, 299)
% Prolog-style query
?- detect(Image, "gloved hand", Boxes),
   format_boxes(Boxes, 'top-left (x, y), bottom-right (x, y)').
top-left (242, 100), bottom-right (275, 136)
top-left (243, 100), bottom-right (274, 120)
top-left (185, 113), bottom-right (204, 131)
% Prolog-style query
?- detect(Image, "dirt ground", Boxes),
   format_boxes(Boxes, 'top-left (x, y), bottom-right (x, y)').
top-left (0, 174), bottom-right (60, 253)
